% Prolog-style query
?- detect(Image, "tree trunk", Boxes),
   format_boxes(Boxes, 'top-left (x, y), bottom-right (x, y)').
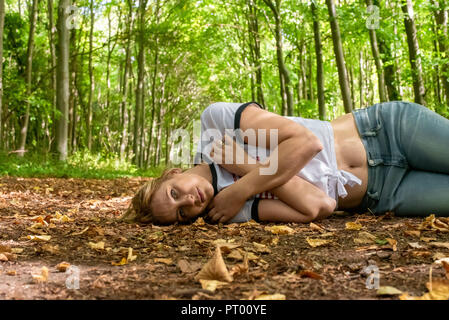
top-left (263, 0), bottom-right (293, 115)
top-left (359, 50), bottom-right (364, 108)
top-left (86, 0), bottom-right (94, 150)
top-left (146, 0), bottom-right (160, 169)
top-left (0, 0), bottom-right (5, 148)
top-left (366, 0), bottom-right (387, 102)
top-left (401, 0), bottom-right (426, 105)
top-left (55, 0), bottom-right (71, 161)
top-left (311, 1), bottom-right (326, 120)
top-left (133, 0), bottom-right (147, 166)
top-left (326, 0), bottom-right (353, 113)
top-left (18, 0), bottom-right (38, 156)
top-left (247, 0), bottom-right (265, 106)
top-left (120, 0), bottom-right (134, 161)
top-left (432, 0), bottom-right (449, 102)
top-left (47, 0), bottom-right (57, 150)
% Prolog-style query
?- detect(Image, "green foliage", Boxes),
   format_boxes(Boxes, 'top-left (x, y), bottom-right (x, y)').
top-left (1, 0), bottom-right (449, 178)
top-left (0, 151), bottom-right (164, 179)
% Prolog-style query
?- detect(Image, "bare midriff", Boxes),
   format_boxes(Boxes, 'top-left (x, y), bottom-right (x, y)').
top-left (330, 113), bottom-right (368, 209)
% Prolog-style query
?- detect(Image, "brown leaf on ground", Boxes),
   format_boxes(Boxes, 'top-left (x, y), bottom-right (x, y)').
top-left (306, 237), bottom-right (332, 248)
top-left (56, 262), bottom-right (71, 272)
top-left (195, 246), bottom-right (233, 282)
top-left (377, 286), bottom-right (402, 296)
top-left (345, 222), bottom-right (363, 231)
top-left (177, 259), bottom-right (202, 274)
top-left (386, 238), bottom-right (398, 251)
top-left (254, 293), bottom-right (286, 300)
top-left (353, 231), bottom-right (377, 245)
top-left (264, 225), bottom-right (295, 235)
top-left (32, 266), bottom-right (49, 283)
top-left (400, 279), bottom-right (449, 300)
top-left (298, 270), bottom-right (323, 280)
top-left (418, 215), bottom-right (449, 232)
top-left (310, 222), bottom-right (326, 232)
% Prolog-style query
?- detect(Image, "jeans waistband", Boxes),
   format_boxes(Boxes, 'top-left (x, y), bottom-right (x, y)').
top-left (351, 107), bottom-right (383, 212)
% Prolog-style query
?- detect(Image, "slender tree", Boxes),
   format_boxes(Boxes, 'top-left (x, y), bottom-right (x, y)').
top-left (326, 0), bottom-right (353, 113)
top-left (18, 0), bottom-right (39, 156)
top-left (366, 0), bottom-right (387, 102)
top-left (247, 0), bottom-right (265, 107)
top-left (86, 0), bottom-right (94, 150)
top-left (431, 0), bottom-right (449, 102)
top-left (0, 0), bottom-right (5, 148)
top-left (55, 0), bottom-right (71, 161)
top-left (133, 0), bottom-right (148, 165)
top-left (311, 1), bottom-right (326, 119)
top-left (401, 0), bottom-right (426, 105)
top-left (263, 0), bottom-right (293, 115)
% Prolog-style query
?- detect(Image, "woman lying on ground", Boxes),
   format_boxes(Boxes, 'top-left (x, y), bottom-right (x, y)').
top-left (121, 101), bottom-right (449, 225)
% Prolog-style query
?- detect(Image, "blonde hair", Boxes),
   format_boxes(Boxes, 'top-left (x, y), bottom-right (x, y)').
top-left (119, 168), bottom-right (183, 224)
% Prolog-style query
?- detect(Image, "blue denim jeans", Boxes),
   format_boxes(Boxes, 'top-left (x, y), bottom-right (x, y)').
top-left (352, 101), bottom-right (449, 216)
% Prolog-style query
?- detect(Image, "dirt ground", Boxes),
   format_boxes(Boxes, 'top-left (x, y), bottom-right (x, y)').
top-left (0, 176), bottom-right (448, 300)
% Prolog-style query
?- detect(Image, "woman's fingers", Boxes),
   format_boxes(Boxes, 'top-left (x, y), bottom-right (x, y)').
top-left (207, 208), bottom-right (222, 223)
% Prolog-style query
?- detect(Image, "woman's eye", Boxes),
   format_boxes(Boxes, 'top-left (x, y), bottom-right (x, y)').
top-left (171, 189), bottom-right (177, 199)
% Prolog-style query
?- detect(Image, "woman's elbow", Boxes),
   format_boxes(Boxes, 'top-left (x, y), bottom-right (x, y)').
top-left (307, 197), bottom-right (336, 222)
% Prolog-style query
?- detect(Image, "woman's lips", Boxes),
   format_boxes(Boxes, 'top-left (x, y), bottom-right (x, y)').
top-left (197, 187), bottom-right (204, 203)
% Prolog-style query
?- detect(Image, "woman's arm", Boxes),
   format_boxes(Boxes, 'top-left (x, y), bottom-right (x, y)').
top-left (211, 133), bottom-right (336, 219)
top-left (233, 104), bottom-right (323, 198)
top-left (258, 198), bottom-right (333, 223)
top-left (207, 105), bottom-right (323, 223)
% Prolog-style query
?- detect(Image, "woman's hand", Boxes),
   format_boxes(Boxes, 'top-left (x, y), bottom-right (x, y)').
top-left (206, 184), bottom-right (247, 224)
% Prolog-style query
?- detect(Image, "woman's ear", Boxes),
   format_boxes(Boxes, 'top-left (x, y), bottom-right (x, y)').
top-left (167, 168), bottom-right (183, 175)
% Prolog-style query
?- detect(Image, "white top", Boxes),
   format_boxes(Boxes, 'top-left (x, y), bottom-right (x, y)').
top-left (194, 102), bottom-right (362, 223)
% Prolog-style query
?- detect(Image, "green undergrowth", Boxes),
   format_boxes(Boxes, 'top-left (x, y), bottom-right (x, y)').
top-left (0, 151), bottom-right (166, 179)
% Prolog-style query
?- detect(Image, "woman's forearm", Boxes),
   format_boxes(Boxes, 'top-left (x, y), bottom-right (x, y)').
top-left (231, 135), bottom-right (323, 203)
top-left (216, 144), bottom-right (336, 218)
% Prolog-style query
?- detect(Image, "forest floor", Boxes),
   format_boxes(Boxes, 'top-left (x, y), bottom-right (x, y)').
top-left (0, 176), bottom-right (448, 300)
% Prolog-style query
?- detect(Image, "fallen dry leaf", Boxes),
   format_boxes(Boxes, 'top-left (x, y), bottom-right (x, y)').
top-left (6, 270), bottom-right (16, 276)
top-left (56, 262), bottom-right (71, 272)
top-left (420, 236), bottom-right (437, 242)
top-left (252, 242), bottom-right (271, 254)
top-left (400, 279), bottom-right (449, 300)
top-left (154, 258), bottom-right (173, 265)
top-left (377, 286), bottom-right (403, 296)
top-left (178, 259), bottom-right (202, 274)
top-left (41, 244), bottom-right (59, 254)
top-left (199, 279), bottom-right (228, 292)
top-left (298, 270), bottom-right (323, 280)
top-left (32, 266), bottom-right (49, 283)
top-left (429, 242), bottom-right (449, 250)
top-left (111, 257), bottom-right (127, 266)
top-left (310, 222), bottom-right (326, 232)
top-left (127, 248), bottom-right (137, 262)
top-left (345, 222), bottom-right (363, 231)
top-left (230, 253), bottom-right (249, 276)
top-left (386, 238), bottom-right (398, 251)
top-left (195, 246), bottom-right (233, 282)
top-left (264, 225), bottom-right (295, 235)
top-left (213, 239), bottom-right (240, 253)
top-left (0, 253), bottom-right (8, 262)
top-left (418, 214), bottom-right (449, 232)
top-left (254, 293), bottom-right (286, 300)
top-left (306, 237), bottom-right (332, 248)
top-left (27, 235), bottom-right (51, 242)
top-left (88, 241), bottom-right (105, 251)
top-left (353, 231), bottom-right (377, 245)
top-left (71, 226), bottom-right (89, 236)
top-left (404, 230), bottom-right (421, 238)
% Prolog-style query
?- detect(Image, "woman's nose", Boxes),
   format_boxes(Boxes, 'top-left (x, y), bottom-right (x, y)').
top-left (182, 193), bottom-right (195, 206)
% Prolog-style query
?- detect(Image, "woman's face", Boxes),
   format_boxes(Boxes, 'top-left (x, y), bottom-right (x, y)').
top-left (149, 171), bottom-right (214, 224)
